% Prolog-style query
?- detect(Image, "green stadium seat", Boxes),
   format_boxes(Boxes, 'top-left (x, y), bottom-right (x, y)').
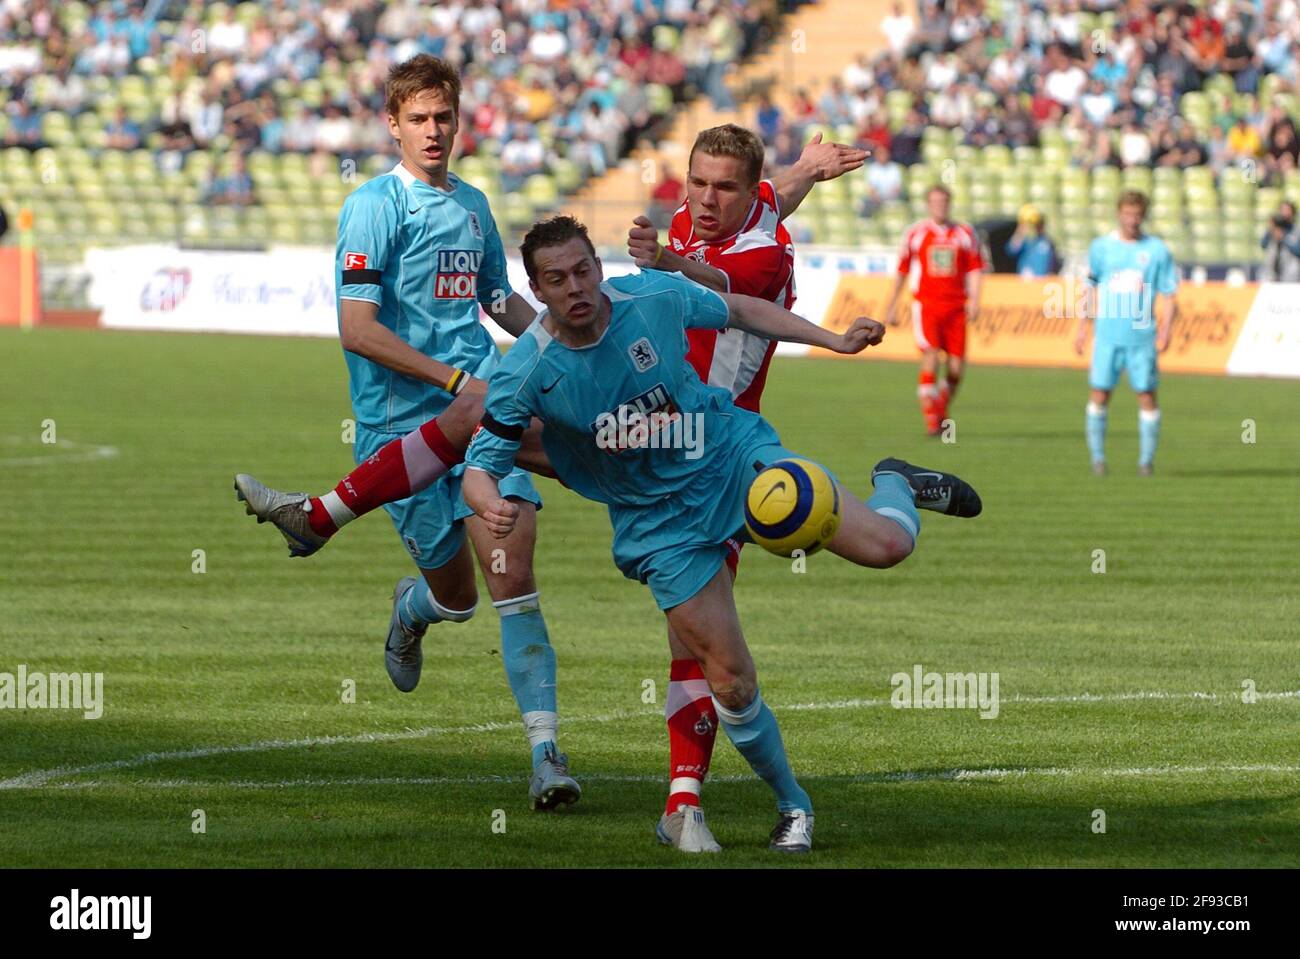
top-left (524, 175), bottom-right (559, 210)
top-left (983, 145), bottom-right (1011, 169)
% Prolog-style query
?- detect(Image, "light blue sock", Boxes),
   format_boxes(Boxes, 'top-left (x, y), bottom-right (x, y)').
top-left (867, 472), bottom-right (919, 545)
top-left (1086, 402), bottom-right (1108, 464)
top-left (495, 592), bottom-right (559, 769)
top-left (399, 582), bottom-right (443, 629)
top-left (1138, 408), bottom-right (1161, 466)
top-left (715, 692), bottom-right (812, 814)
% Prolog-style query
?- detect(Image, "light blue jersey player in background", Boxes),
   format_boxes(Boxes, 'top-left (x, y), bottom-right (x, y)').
top-left (330, 56), bottom-right (578, 809)
top-left (462, 216), bottom-right (983, 852)
top-left (1074, 191), bottom-right (1178, 477)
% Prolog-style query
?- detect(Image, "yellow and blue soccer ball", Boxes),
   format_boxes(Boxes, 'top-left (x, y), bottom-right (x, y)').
top-left (743, 458), bottom-right (841, 557)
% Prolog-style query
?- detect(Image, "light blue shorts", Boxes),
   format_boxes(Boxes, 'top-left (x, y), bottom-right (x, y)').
top-left (610, 420), bottom-right (840, 611)
top-left (356, 425), bottom-right (541, 571)
top-left (1090, 341), bottom-right (1158, 393)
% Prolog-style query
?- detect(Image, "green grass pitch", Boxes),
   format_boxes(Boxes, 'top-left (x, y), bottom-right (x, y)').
top-left (1, 327), bottom-right (1297, 868)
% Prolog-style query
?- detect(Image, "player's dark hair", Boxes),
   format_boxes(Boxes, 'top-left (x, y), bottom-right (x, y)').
top-left (1117, 190), bottom-right (1149, 213)
top-left (520, 215), bottom-right (598, 282)
top-left (690, 124), bottom-right (764, 187)
top-left (386, 54), bottom-right (461, 120)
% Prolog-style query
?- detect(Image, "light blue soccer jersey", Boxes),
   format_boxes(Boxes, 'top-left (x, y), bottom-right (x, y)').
top-left (336, 163), bottom-right (512, 433)
top-left (466, 270), bottom-right (771, 507)
top-left (1086, 230), bottom-right (1178, 346)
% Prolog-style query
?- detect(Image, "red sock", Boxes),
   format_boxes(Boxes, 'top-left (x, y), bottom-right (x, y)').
top-left (918, 370), bottom-right (941, 433)
top-left (936, 376), bottom-right (959, 426)
top-left (306, 418), bottom-right (464, 536)
top-left (665, 659), bottom-right (717, 813)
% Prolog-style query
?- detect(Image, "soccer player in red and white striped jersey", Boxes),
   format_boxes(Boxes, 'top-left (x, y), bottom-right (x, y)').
top-left (626, 123), bottom-right (867, 851)
top-left (884, 185), bottom-right (984, 435)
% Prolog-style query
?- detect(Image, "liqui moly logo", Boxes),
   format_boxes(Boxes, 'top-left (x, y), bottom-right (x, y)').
top-left (435, 249), bottom-right (482, 298)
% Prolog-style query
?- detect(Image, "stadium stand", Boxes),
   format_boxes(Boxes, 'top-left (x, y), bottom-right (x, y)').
top-left (3, 0), bottom-right (1298, 304)
top-left (749, 0), bottom-right (1300, 267)
top-left (0, 0), bottom-right (804, 301)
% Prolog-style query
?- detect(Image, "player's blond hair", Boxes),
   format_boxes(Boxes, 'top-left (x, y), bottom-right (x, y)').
top-left (385, 54), bottom-right (461, 119)
top-left (689, 124), bottom-right (765, 186)
top-left (1117, 190), bottom-right (1149, 214)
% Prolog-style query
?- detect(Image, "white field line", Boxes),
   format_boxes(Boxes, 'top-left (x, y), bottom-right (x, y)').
top-left (0, 435), bottom-right (119, 467)
top-left (2, 689), bottom-right (1297, 792)
top-left (45, 764), bottom-right (1300, 792)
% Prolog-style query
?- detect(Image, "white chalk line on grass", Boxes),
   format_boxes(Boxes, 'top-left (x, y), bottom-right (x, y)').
top-left (45, 764), bottom-right (1300, 792)
top-left (0, 435), bottom-right (119, 468)
top-left (2, 689), bottom-right (1297, 792)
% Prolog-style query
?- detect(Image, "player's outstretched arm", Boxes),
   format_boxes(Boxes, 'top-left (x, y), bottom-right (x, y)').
top-left (770, 133), bottom-right (870, 221)
top-left (463, 467), bottom-right (519, 539)
top-left (721, 291), bottom-right (883, 353)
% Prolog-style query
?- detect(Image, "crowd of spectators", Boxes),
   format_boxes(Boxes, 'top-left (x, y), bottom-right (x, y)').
top-left (2, 0), bottom-right (803, 191)
top-left (754, 0), bottom-right (1300, 189)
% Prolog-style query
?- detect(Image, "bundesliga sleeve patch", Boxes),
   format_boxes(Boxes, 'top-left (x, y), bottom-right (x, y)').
top-left (344, 252), bottom-right (369, 270)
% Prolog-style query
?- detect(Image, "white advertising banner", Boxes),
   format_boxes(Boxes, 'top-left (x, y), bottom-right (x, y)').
top-left (87, 245), bottom-right (339, 336)
top-left (1226, 282), bottom-right (1300, 378)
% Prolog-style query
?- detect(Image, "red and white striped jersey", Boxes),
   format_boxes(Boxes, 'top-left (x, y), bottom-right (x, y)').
top-left (897, 219), bottom-right (984, 306)
top-left (667, 179), bottom-right (796, 413)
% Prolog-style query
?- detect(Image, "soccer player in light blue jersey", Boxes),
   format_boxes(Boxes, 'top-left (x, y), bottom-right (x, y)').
top-left (461, 216), bottom-right (983, 852)
top-left (1073, 191), bottom-right (1178, 477)
top-left (235, 56), bottom-right (578, 811)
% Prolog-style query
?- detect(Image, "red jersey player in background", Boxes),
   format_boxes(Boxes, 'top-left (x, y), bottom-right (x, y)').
top-left (626, 123), bottom-right (867, 852)
top-left (884, 184), bottom-right (984, 436)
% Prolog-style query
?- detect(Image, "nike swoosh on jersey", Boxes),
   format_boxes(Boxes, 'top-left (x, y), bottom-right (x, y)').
top-left (540, 377), bottom-right (564, 393)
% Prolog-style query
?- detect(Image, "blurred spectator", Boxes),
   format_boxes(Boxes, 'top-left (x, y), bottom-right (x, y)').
top-left (1226, 115), bottom-right (1263, 161)
top-left (755, 92), bottom-right (783, 144)
top-left (860, 144), bottom-right (903, 217)
top-left (1221, 21), bottom-right (1256, 92)
top-left (769, 128), bottom-right (802, 168)
top-left (1079, 79), bottom-right (1115, 127)
top-left (314, 105), bottom-right (354, 155)
top-left (3, 99), bottom-right (44, 148)
top-left (648, 163), bottom-right (684, 229)
top-left (1259, 201), bottom-right (1300, 282)
top-left (190, 92), bottom-right (224, 148)
top-left (1006, 205), bottom-right (1059, 277)
top-left (889, 108), bottom-right (927, 166)
top-left (500, 125), bottom-right (546, 193)
top-left (703, 7), bottom-right (740, 110)
top-left (843, 53), bottom-right (874, 96)
top-left (858, 110), bottom-right (892, 154)
top-left (207, 7), bottom-right (249, 60)
top-left (1118, 122), bottom-right (1153, 167)
top-left (1044, 45), bottom-right (1088, 109)
top-left (817, 78), bottom-right (853, 128)
top-left (206, 152), bottom-right (256, 207)
top-left (103, 105), bottom-right (141, 150)
top-left (1264, 117), bottom-right (1300, 185)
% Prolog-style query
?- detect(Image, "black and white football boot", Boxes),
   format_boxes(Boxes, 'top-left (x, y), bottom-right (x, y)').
top-left (871, 457), bottom-right (982, 518)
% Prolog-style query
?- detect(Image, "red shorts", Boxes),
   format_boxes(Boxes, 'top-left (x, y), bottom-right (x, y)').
top-left (912, 300), bottom-right (967, 359)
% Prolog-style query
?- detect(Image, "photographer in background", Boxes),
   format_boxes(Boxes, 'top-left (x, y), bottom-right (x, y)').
top-left (1259, 200), bottom-right (1300, 282)
top-left (1005, 204), bottom-right (1059, 277)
